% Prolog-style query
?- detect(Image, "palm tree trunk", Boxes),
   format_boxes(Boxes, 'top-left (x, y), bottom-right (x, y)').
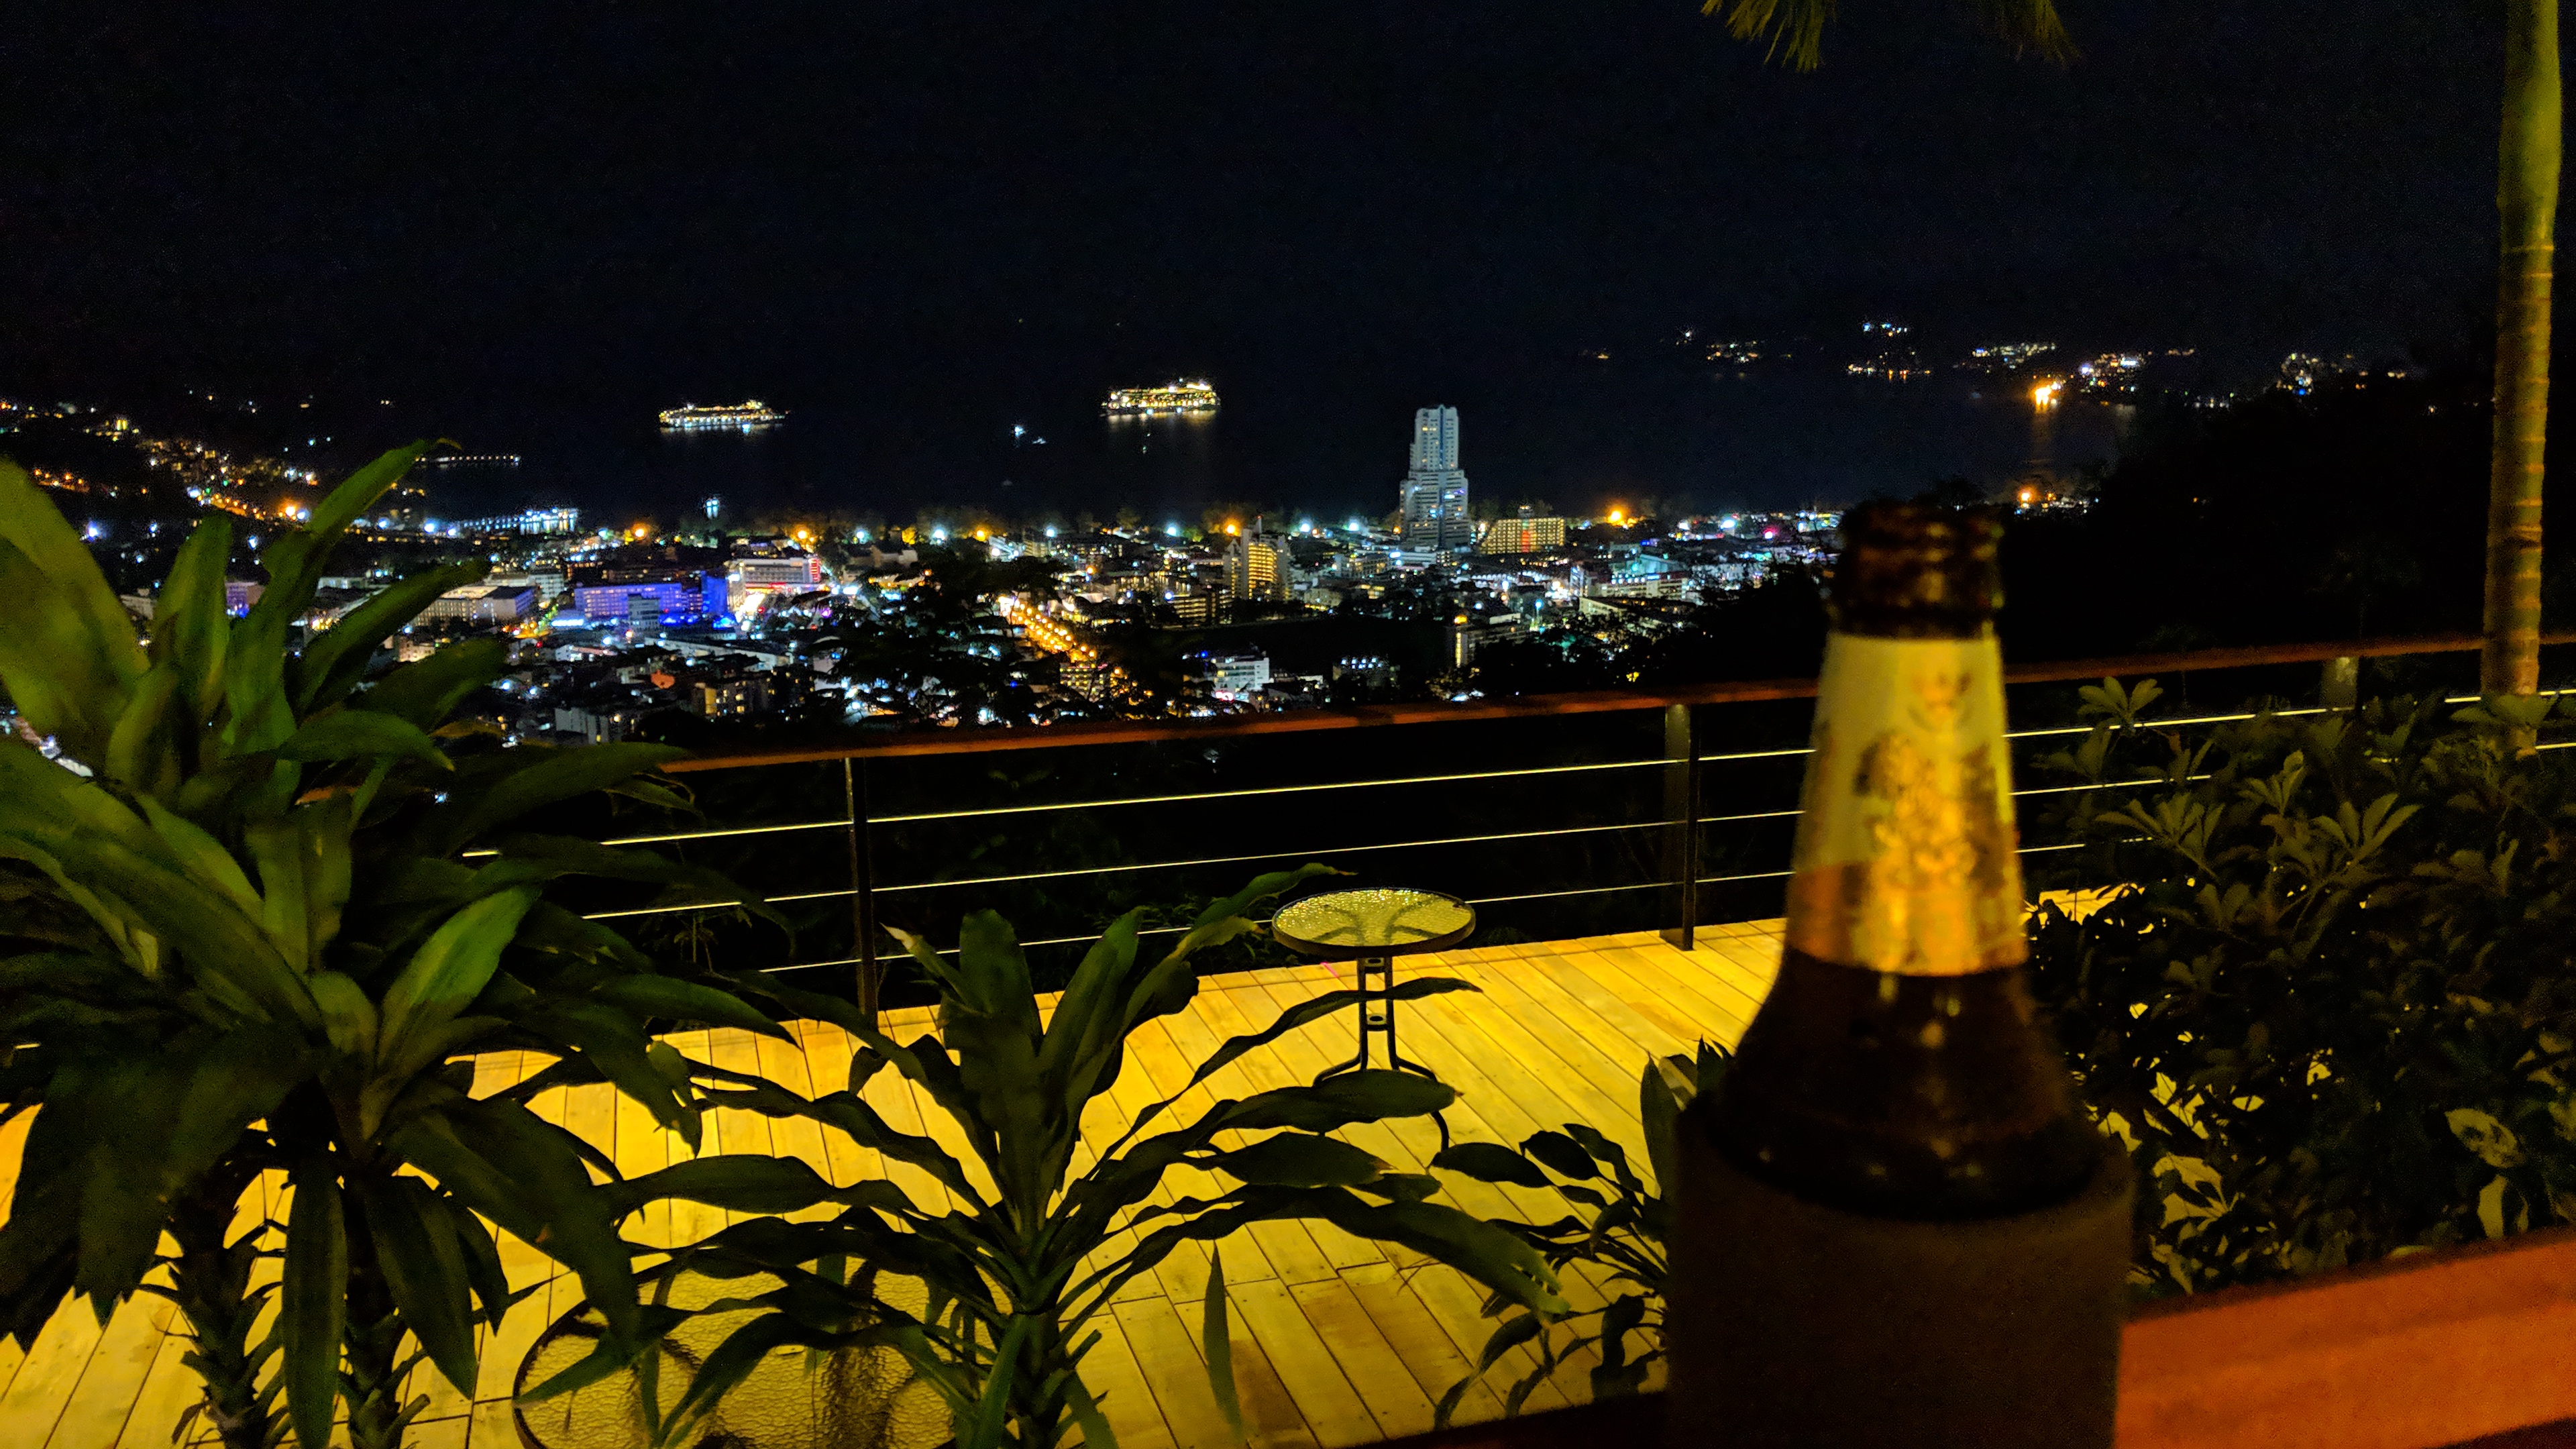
top-left (2485, 0), bottom-right (2561, 698)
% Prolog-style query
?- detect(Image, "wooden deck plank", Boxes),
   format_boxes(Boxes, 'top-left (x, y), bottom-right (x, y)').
top-left (1289, 1278), bottom-right (1439, 1440)
top-left (1226, 1277), bottom-right (1383, 1448)
top-left (1151, 993), bottom-right (1386, 1277)
top-left (657, 1028), bottom-right (732, 1248)
top-left (1340, 1263), bottom-right (1510, 1426)
top-left (10, 928), bottom-right (1782, 1449)
top-left (40, 1289), bottom-right (175, 1449)
top-left (1076, 1313), bottom-right (1179, 1449)
top-left (109, 1307), bottom-right (205, 1449)
top-left (1129, 1013), bottom-right (1349, 1288)
top-left (1110, 1297), bottom-right (1252, 1449)
top-left (1106, 1076), bottom-right (1277, 1304)
top-left (611, 1046), bottom-right (678, 1251)
top-left (1572, 942), bottom-right (1762, 1047)
top-left (750, 1028), bottom-right (839, 1222)
top-left (1196, 978), bottom-right (1598, 1412)
top-left (2, 1301), bottom-right (111, 1446)
top-left (1212, 972), bottom-right (1624, 1404)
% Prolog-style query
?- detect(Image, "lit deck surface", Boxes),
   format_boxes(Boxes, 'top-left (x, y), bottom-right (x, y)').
top-left (0, 924), bottom-right (1783, 1448)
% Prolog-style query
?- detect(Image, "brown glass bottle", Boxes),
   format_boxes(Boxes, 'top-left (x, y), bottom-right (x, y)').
top-left (1701, 502), bottom-right (2098, 1220)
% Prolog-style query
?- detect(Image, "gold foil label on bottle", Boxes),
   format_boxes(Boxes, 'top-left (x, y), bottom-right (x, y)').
top-left (1784, 633), bottom-right (2025, 976)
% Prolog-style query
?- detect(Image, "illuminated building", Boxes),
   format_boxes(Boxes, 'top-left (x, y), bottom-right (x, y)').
top-left (451, 506), bottom-right (582, 536)
top-left (420, 584), bottom-right (539, 626)
top-left (1226, 530), bottom-right (1287, 600)
top-left (572, 574), bottom-right (729, 628)
top-left (1202, 652), bottom-right (1271, 700)
top-left (659, 400), bottom-right (786, 431)
top-left (1102, 380), bottom-right (1220, 415)
top-left (729, 553), bottom-right (826, 612)
top-left (1480, 506), bottom-right (1566, 556)
top-left (1399, 406), bottom-right (1472, 552)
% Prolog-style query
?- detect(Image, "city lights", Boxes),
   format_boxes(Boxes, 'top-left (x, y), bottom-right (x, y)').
top-left (2033, 380), bottom-right (2063, 407)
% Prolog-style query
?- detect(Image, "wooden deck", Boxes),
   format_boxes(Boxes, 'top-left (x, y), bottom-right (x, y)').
top-left (0, 924), bottom-right (1784, 1449)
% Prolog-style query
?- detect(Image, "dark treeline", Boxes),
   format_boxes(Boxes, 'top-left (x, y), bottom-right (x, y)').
top-left (1478, 359), bottom-right (2574, 702)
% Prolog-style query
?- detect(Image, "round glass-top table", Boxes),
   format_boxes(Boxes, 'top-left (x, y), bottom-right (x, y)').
top-left (1270, 888), bottom-right (1474, 1092)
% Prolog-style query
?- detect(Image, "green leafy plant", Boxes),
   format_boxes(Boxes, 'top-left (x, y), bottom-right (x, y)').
top-left (0, 452), bottom-right (786, 1449)
top-left (1428, 1042), bottom-right (1724, 1423)
top-left (534, 868), bottom-right (1570, 1449)
top-left (2023, 682), bottom-right (2576, 1293)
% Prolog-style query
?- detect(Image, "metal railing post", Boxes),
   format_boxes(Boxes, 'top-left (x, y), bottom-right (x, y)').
top-left (1661, 703), bottom-right (1702, 951)
top-left (843, 757), bottom-right (881, 1024)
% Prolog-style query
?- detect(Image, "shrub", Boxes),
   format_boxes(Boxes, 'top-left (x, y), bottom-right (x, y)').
top-left (2023, 683), bottom-right (2576, 1293)
top-left (0, 452), bottom-right (781, 1449)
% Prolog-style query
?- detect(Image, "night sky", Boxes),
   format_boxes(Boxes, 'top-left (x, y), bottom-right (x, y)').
top-left (7, 1), bottom-right (2514, 435)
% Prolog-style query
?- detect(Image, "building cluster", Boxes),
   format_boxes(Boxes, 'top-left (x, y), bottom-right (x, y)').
top-left (29, 389), bottom-right (1852, 744)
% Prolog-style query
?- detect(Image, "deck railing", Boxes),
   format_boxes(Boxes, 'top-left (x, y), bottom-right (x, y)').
top-left (541, 629), bottom-right (2576, 1016)
top-left (518, 633), bottom-right (2576, 1446)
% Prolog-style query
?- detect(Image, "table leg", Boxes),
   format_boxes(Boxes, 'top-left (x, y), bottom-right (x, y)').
top-left (1314, 956), bottom-right (1452, 1146)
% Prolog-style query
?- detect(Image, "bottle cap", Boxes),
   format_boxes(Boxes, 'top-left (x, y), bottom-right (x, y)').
top-left (1828, 502), bottom-right (2005, 635)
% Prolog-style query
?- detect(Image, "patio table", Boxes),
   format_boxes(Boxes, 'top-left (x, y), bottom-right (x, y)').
top-left (1269, 886), bottom-right (1475, 1087)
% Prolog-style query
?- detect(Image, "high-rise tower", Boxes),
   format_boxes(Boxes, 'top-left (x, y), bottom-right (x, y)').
top-left (1399, 406), bottom-right (1472, 551)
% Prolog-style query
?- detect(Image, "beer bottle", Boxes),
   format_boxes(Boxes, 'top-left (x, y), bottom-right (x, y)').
top-left (1667, 503), bottom-right (2127, 1448)
top-left (1701, 500), bottom-right (2097, 1218)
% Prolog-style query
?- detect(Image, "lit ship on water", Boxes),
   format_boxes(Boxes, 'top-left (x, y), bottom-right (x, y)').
top-left (659, 400), bottom-right (786, 432)
top-left (1102, 380), bottom-right (1220, 416)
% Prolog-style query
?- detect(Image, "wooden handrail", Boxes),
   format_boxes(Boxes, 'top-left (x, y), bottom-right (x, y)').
top-left (660, 629), bottom-right (2576, 774)
top-left (1371, 1224), bottom-right (2576, 1449)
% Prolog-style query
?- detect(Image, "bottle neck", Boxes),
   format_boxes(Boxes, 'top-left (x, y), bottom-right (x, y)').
top-left (1785, 628), bottom-right (2023, 979)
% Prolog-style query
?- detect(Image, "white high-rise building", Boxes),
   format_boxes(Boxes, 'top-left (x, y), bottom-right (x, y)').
top-left (1399, 405), bottom-right (1472, 552)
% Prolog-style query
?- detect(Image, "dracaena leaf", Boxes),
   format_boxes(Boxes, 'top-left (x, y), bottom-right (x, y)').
top-left (150, 515), bottom-right (233, 722)
top-left (0, 533), bottom-right (130, 762)
top-left (408, 741), bottom-right (689, 857)
top-left (587, 973), bottom-right (792, 1041)
top-left (277, 707), bottom-right (452, 770)
top-left (387, 1098), bottom-right (638, 1340)
top-left (354, 637), bottom-right (510, 733)
top-left (292, 560), bottom-right (487, 712)
top-left (280, 1158), bottom-right (348, 1449)
top-left (375, 888), bottom-right (538, 1066)
top-left (351, 1174), bottom-right (478, 1396)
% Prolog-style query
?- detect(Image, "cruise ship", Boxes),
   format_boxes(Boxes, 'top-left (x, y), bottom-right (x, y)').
top-left (1102, 380), bottom-right (1220, 415)
top-left (659, 400), bottom-right (786, 432)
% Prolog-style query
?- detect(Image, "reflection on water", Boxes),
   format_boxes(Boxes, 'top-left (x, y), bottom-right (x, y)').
top-left (421, 363), bottom-right (2143, 528)
top-left (2023, 399), bottom-right (2136, 488)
